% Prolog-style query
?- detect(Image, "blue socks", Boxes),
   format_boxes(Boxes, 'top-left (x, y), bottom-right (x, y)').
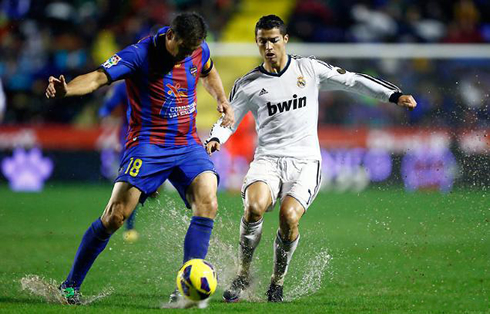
top-left (63, 218), bottom-right (112, 289)
top-left (62, 216), bottom-right (214, 289)
top-left (183, 216), bottom-right (214, 263)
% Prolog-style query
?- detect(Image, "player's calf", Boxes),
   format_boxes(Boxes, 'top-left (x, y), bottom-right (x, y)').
top-left (237, 217), bottom-right (263, 277)
top-left (269, 231), bottom-right (300, 301)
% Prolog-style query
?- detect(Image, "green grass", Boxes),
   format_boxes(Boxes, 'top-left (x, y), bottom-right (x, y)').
top-left (0, 183), bottom-right (489, 313)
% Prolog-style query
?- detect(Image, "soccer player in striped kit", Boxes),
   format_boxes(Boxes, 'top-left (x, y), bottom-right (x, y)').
top-left (46, 13), bottom-right (234, 304)
top-left (206, 15), bottom-right (416, 302)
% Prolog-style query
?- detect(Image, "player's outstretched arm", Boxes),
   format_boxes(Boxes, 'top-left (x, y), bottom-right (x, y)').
top-left (45, 69), bottom-right (109, 99)
top-left (314, 60), bottom-right (418, 110)
top-left (200, 67), bottom-right (235, 127)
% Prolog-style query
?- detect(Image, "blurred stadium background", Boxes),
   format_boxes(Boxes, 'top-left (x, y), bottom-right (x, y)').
top-left (0, 0), bottom-right (489, 312)
top-left (0, 0), bottom-right (489, 191)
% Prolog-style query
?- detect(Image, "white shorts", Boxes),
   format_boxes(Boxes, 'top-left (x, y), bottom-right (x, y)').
top-left (241, 156), bottom-right (322, 211)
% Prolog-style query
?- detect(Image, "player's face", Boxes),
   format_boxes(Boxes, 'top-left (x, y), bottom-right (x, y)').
top-left (256, 28), bottom-right (289, 67)
top-left (166, 30), bottom-right (201, 61)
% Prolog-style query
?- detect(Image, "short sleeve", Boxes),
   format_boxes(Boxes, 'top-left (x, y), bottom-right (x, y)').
top-left (100, 43), bottom-right (145, 83)
top-left (200, 41), bottom-right (213, 76)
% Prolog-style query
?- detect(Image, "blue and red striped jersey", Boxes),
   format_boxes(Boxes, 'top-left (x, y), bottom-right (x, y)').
top-left (101, 26), bottom-right (213, 149)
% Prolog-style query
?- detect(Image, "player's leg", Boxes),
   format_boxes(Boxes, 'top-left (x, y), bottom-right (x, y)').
top-left (238, 181), bottom-right (272, 278)
top-left (122, 187), bottom-right (160, 242)
top-left (60, 182), bottom-right (140, 304)
top-left (267, 159), bottom-right (321, 302)
top-left (166, 146), bottom-right (220, 303)
top-left (167, 172), bottom-right (218, 303)
top-left (222, 181), bottom-right (272, 302)
top-left (267, 196), bottom-right (305, 302)
top-left (183, 172), bottom-right (218, 262)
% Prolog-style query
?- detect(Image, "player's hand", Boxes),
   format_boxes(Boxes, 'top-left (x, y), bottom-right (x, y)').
top-left (45, 75), bottom-right (67, 99)
top-left (205, 140), bottom-right (221, 156)
top-left (217, 100), bottom-right (235, 128)
top-left (397, 95), bottom-right (417, 111)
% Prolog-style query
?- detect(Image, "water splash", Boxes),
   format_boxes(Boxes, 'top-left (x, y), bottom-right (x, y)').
top-left (20, 275), bottom-right (64, 304)
top-left (286, 248), bottom-right (333, 301)
top-left (118, 194), bottom-right (333, 302)
top-left (20, 274), bottom-right (113, 305)
top-left (141, 195), bottom-right (241, 286)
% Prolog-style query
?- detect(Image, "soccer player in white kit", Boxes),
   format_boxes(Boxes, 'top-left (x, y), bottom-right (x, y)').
top-left (206, 15), bottom-right (417, 302)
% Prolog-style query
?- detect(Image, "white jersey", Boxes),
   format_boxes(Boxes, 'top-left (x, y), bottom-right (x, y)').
top-left (208, 55), bottom-right (401, 160)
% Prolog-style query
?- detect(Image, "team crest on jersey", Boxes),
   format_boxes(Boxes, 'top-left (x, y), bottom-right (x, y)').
top-left (102, 54), bottom-right (121, 69)
top-left (189, 64), bottom-right (198, 77)
top-left (337, 68), bottom-right (346, 74)
top-left (297, 76), bottom-right (306, 88)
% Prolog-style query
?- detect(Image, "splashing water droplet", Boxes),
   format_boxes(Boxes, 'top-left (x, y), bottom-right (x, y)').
top-left (20, 274), bottom-right (113, 304)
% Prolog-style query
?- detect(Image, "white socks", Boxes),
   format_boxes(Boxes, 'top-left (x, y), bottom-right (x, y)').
top-left (237, 217), bottom-right (263, 277)
top-left (271, 231), bottom-right (300, 286)
top-left (237, 217), bottom-right (300, 286)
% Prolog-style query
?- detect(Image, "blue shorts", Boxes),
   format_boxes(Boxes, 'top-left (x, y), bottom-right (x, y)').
top-left (115, 144), bottom-right (218, 208)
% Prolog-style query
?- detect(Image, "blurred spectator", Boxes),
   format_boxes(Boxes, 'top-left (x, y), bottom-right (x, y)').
top-left (0, 0), bottom-right (489, 129)
top-left (444, 0), bottom-right (484, 43)
top-left (288, 0), bottom-right (348, 42)
top-left (288, 0), bottom-right (489, 44)
top-left (0, 0), bottom-right (235, 125)
top-left (349, 4), bottom-right (398, 42)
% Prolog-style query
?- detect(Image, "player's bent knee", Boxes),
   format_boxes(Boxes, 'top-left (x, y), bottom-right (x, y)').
top-left (102, 201), bottom-right (130, 232)
top-left (193, 195), bottom-right (218, 219)
top-left (244, 200), bottom-right (267, 222)
top-left (279, 206), bottom-right (302, 228)
top-left (101, 212), bottom-right (125, 233)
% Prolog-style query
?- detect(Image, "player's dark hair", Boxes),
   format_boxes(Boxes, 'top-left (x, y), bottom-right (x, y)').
top-left (171, 12), bottom-right (208, 44)
top-left (255, 15), bottom-right (287, 36)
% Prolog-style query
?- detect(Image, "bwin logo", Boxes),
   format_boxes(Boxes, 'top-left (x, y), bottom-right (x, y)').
top-left (267, 94), bottom-right (307, 116)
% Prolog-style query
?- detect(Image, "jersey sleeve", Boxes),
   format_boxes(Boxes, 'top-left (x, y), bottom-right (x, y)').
top-left (200, 41), bottom-right (214, 76)
top-left (206, 78), bottom-right (251, 145)
top-left (312, 59), bottom-right (402, 102)
top-left (100, 43), bottom-right (145, 83)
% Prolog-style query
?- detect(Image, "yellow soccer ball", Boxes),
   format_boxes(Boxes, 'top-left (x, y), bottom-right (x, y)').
top-left (176, 259), bottom-right (218, 301)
